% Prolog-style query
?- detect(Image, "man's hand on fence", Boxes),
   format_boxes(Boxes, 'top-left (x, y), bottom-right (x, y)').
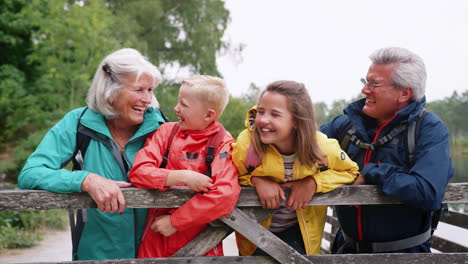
top-left (352, 174), bottom-right (366, 185)
top-left (151, 214), bottom-right (177, 236)
top-left (81, 173), bottom-right (131, 214)
top-left (251, 176), bottom-right (286, 209)
top-left (282, 176), bottom-right (317, 210)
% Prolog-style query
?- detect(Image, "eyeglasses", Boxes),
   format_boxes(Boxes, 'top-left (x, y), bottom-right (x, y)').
top-left (360, 78), bottom-right (393, 93)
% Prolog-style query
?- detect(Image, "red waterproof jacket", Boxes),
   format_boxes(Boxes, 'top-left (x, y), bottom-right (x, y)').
top-left (129, 121), bottom-right (241, 258)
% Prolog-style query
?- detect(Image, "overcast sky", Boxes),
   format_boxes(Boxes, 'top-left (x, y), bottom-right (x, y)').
top-left (216, 0), bottom-right (468, 105)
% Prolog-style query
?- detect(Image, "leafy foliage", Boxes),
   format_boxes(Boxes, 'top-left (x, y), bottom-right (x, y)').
top-left (0, 0), bottom-right (233, 182)
top-left (0, 210), bottom-right (67, 249)
top-left (107, 0), bottom-right (230, 76)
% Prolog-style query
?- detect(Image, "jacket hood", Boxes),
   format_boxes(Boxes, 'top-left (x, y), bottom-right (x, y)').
top-left (245, 106), bottom-right (257, 131)
top-left (344, 96), bottom-right (427, 137)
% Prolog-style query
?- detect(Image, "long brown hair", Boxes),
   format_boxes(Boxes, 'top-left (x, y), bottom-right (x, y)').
top-left (251, 80), bottom-right (327, 168)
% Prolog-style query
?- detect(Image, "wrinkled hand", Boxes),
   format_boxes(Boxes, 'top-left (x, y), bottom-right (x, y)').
top-left (81, 173), bottom-right (131, 214)
top-left (251, 176), bottom-right (285, 209)
top-left (282, 176), bottom-right (317, 210)
top-left (181, 170), bottom-right (214, 192)
top-left (353, 174), bottom-right (366, 185)
top-left (151, 214), bottom-right (177, 237)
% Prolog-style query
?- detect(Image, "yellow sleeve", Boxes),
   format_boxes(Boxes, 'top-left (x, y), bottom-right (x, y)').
top-left (313, 132), bottom-right (359, 193)
top-left (232, 129), bottom-right (255, 186)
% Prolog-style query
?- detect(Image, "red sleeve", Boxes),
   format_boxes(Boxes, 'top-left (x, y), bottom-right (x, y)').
top-left (170, 137), bottom-right (241, 231)
top-left (128, 123), bottom-right (173, 190)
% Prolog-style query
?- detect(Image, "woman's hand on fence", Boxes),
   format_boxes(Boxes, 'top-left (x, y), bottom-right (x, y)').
top-left (81, 173), bottom-right (131, 214)
top-left (251, 176), bottom-right (285, 209)
top-left (151, 214), bottom-right (177, 237)
top-left (282, 176), bottom-right (317, 210)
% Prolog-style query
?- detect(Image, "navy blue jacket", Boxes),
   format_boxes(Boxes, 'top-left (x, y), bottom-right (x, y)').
top-left (321, 97), bottom-right (454, 252)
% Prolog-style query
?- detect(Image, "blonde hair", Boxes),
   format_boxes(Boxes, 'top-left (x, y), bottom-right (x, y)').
top-left (252, 80), bottom-right (327, 168)
top-left (181, 75), bottom-right (229, 117)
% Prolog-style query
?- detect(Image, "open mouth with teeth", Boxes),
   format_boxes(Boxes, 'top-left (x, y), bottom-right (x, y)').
top-left (259, 127), bottom-right (274, 134)
top-left (132, 106), bottom-right (147, 113)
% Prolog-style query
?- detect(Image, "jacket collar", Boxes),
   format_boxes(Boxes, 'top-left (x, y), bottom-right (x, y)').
top-left (178, 121), bottom-right (222, 140)
top-left (80, 107), bottom-right (165, 140)
top-left (344, 96), bottom-right (426, 139)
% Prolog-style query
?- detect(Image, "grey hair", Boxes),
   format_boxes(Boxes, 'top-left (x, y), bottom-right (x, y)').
top-left (370, 47), bottom-right (426, 102)
top-left (86, 48), bottom-right (162, 119)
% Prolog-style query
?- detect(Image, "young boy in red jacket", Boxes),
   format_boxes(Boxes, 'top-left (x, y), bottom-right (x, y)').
top-left (129, 75), bottom-right (240, 258)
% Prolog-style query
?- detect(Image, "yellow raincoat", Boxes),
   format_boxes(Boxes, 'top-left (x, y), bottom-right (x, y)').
top-left (232, 108), bottom-right (359, 255)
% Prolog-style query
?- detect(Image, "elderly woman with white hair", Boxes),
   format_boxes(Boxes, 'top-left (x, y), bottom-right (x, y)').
top-left (18, 48), bottom-right (167, 260)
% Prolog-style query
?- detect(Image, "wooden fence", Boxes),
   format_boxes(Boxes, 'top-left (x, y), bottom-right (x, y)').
top-left (1, 183), bottom-right (468, 264)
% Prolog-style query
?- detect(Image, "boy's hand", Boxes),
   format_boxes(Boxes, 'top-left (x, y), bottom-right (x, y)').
top-left (282, 176), bottom-right (317, 210)
top-left (151, 214), bottom-right (177, 237)
top-left (251, 176), bottom-right (285, 209)
top-left (180, 170), bottom-right (214, 192)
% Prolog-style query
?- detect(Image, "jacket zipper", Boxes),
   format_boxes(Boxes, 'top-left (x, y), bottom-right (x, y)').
top-left (357, 114), bottom-right (397, 241)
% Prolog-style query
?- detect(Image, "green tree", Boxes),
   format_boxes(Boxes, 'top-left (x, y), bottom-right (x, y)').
top-left (0, 0), bottom-right (42, 144)
top-left (108, 0), bottom-right (230, 76)
top-left (23, 0), bottom-right (120, 113)
top-left (220, 96), bottom-right (251, 138)
top-left (314, 102), bottom-right (328, 126)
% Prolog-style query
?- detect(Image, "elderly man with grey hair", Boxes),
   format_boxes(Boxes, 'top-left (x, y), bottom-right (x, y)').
top-left (321, 47), bottom-right (454, 254)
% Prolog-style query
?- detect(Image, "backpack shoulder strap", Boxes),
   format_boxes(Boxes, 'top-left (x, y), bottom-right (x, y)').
top-left (407, 108), bottom-right (428, 165)
top-left (405, 109), bottom-right (444, 235)
top-left (337, 118), bottom-right (355, 152)
top-left (245, 142), bottom-right (261, 173)
top-left (71, 107), bottom-right (91, 171)
top-left (69, 107), bottom-right (90, 260)
top-left (160, 123), bottom-right (180, 169)
top-left (205, 126), bottom-right (227, 177)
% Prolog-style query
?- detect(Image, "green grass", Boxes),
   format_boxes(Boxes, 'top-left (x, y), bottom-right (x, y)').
top-left (0, 210), bottom-right (68, 249)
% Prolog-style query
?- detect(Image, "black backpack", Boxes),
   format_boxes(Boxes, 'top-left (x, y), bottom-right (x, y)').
top-left (336, 109), bottom-right (447, 235)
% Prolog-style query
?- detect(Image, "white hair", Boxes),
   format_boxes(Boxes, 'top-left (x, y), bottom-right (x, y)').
top-left (370, 47), bottom-right (426, 102)
top-left (86, 48), bottom-right (162, 119)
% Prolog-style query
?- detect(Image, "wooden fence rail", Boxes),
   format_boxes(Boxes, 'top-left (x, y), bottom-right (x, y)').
top-left (1, 183), bottom-right (468, 264)
top-left (1, 183), bottom-right (467, 211)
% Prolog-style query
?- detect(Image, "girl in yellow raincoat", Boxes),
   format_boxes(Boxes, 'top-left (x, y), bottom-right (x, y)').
top-left (232, 80), bottom-right (359, 255)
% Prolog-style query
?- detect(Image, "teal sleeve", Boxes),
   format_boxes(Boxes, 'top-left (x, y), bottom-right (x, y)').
top-left (18, 109), bottom-right (90, 193)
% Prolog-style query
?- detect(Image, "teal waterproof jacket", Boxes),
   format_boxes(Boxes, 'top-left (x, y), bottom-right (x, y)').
top-left (18, 107), bottom-right (165, 260)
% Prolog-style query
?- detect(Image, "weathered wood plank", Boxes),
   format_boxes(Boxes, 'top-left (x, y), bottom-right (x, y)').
top-left (323, 231), bottom-right (334, 245)
top-left (15, 253), bottom-right (468, 264)
top-left (220, 207), bottom-right (312, 264)
top-left (441, 210), bottom-right (468, 230)
top-left (173, 226), bottom-right (233, 257)
top-left (1, 183), bottom-right (467, 211)
top-left (431, 235), bottom-right (468, 253)
top-left (326, 215), bottom-right (339, 229)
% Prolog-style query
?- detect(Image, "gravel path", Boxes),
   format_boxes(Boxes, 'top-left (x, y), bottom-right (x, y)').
top-left (0, 227), bottom-right (72, 263)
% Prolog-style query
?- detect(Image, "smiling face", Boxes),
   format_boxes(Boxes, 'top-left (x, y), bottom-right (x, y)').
top-left (254, 91), bottom-right (296, 155)
top-left (362, 63), bottom-right (413, 127)
top-left (173, 84), bottom-right (213, 131)
top-left (111, 73), bottom-right (154, 129)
